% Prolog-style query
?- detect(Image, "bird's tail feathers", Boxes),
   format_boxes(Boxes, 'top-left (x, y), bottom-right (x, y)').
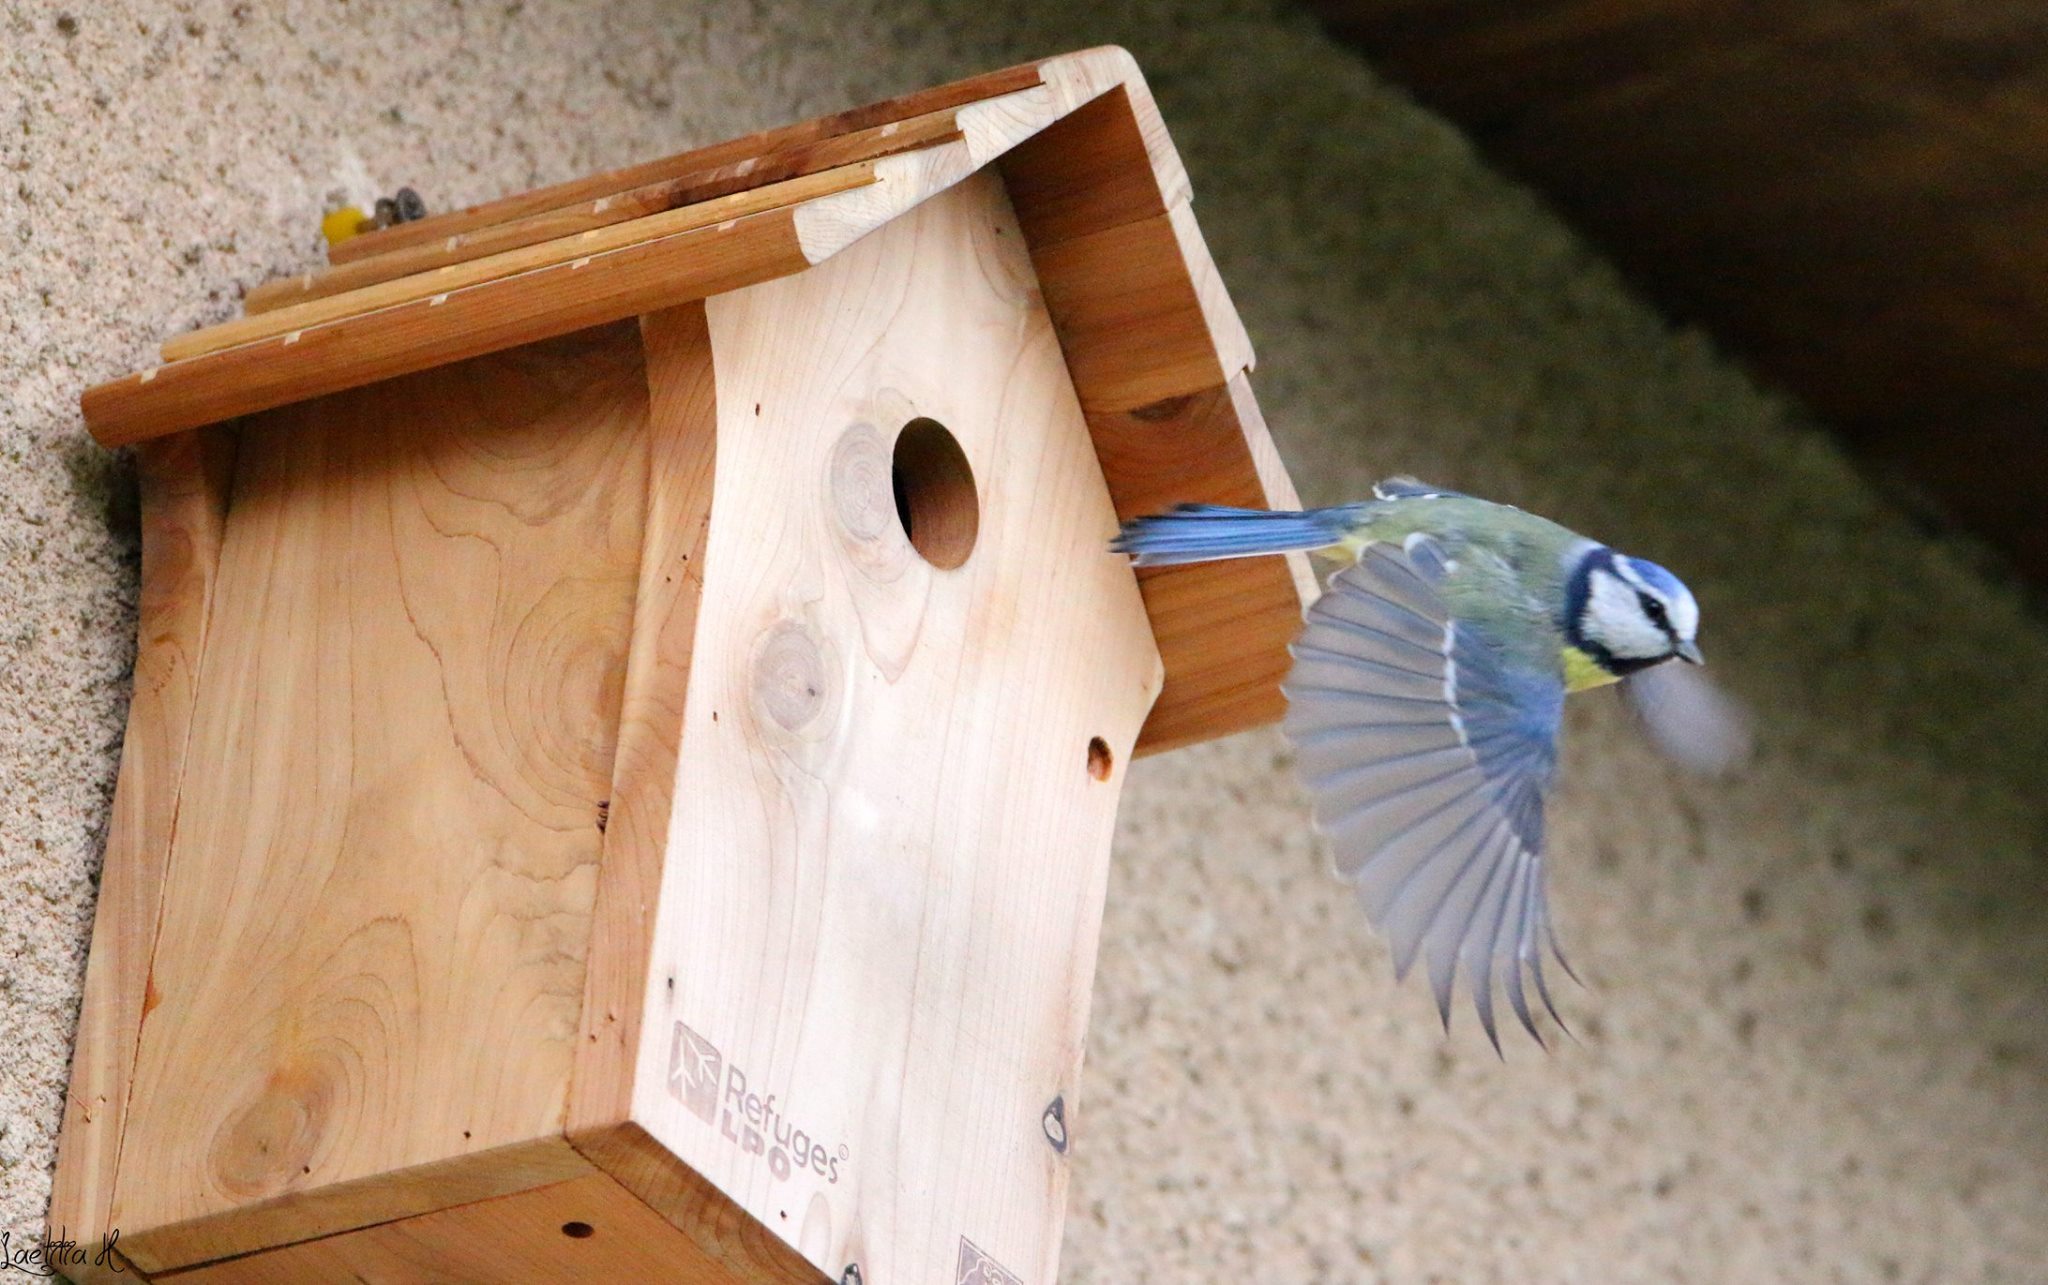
top-left (1111, 503), bottom-right (1364, 567)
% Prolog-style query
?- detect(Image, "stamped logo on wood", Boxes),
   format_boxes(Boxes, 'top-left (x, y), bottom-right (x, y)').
top-left (669, 1021), bottom-right (850, 1185)
top-left (671, 1022), bottom-right (724, 1124)
top-left (955, 1237), bottom-right (1024, 1285)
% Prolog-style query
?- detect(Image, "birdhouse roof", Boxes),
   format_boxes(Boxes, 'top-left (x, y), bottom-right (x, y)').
top-left (79, 47), bottom-right (1311, 752)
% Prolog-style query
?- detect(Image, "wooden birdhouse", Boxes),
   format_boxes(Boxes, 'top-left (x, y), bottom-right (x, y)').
top-left (51, 48), bottom-right (1311, 1284)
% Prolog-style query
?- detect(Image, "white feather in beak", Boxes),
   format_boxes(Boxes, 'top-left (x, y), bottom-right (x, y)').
top-left (1622, 660), bottom-right (1751, 777)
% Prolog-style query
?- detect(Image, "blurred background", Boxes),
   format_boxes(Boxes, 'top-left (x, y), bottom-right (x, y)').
top-left (3, 1), bottom-right (2046, 1279)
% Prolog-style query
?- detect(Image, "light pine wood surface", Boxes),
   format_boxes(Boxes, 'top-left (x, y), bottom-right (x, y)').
top-left (1082, 375), bottom-right (1315, 753)
top-left (169, 164), bottom-right (882, 362)
top-left (106, 325), bottom-right (651, 1270)
top-left (567, 303), bottom-right (719, 1136)
top-left (241, 109), bottom-right (970, 315)
top-left (626, 171), bottom-right (1162, 1285)
top-left (154, 1170), bottom-right (776, 1284)
top-left (55, 47), bottom-right (1312, 1280)
top-left (81, 50), bottom-right (1201, 453)
top-left (567, 1123), bottom-right (825, 1284)
top-left (323, 62), bottom-right (1047, 263)
top-left (45, 431), bottom-right (236, 1285)
top-left (122, 1141), bottom-right (593, 1277)
top-left (1000, 79), bottom-right (1311, 755)
top-left (82, 205), bottom-right (809, 448)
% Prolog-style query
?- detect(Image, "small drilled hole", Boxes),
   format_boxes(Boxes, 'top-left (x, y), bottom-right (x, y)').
top-left (892, 418), bottom-right (978, 569)
top-left (561, 1221), bottom-right (595, 1240)
top-left (1087, 737), bottom-right (1113, 781)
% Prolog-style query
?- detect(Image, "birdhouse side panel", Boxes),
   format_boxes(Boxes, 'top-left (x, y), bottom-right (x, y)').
top-left (567, 303), bottom-right (724, 1136)
top-left (106, 323), bottom-right (651, 1260)
top-left (627, 171), bottom-right (1162, 1285)
top-left (48, 430), bottom-right (236, 1284)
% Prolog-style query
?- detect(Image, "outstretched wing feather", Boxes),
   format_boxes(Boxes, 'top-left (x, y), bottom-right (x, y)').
top-left (1283, 545), bottom-right (1571, 1043)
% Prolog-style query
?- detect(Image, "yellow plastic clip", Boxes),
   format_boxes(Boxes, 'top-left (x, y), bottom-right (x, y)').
top-left (321, 205), bottom-right (372, 247)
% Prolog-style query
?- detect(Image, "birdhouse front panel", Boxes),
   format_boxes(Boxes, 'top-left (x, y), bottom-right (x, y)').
top-left (613, 169), bottom-right (1161, 1285)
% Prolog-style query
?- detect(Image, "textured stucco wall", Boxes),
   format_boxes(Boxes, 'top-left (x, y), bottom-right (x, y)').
top-left (4, 1), bottom-right (2046, 1280)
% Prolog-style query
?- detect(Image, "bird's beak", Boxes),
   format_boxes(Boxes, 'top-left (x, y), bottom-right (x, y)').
top-left (1675, 639), bottom-right (1705, 665)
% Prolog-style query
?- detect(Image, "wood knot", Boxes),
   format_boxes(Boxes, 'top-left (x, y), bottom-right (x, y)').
top-left (830, 423), bottom-right (895, 543)
top-left (752, 620), bottom-right (837, 736)
top-left (1130, 392), bottom-right (1196, 423)
top-left (829, 423), bottom-right (912, 582)
top-left (209, 1061), bottom-right (331, 1199)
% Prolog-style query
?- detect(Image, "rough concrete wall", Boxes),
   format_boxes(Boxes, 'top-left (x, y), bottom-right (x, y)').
top-left (3, 1), bottom-right (2045, 1280)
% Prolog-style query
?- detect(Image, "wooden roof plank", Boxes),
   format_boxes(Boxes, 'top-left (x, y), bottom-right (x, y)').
top-left (997, 59), bottom-right (1306, 751)
top-left (169, 162), bottom-right (884, 362)
top-left (85, 207), bottom-right (810, 447)
top-left (327, 61), bottom-right (1046, 264)
top-left (94, 68), bottom-right (1090, 446)
top-left (244, 105), bottom-right (973, 315)
top-left (160, 71), bottom-right (1074, 375)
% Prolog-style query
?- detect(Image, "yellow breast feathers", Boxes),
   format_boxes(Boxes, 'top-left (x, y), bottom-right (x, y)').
top-left (1562, 645), bottom-right (1621, 693)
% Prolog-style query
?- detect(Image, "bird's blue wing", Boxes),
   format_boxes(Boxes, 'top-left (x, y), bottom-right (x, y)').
top-left (1282, 541), bottom-right (1572, 1048)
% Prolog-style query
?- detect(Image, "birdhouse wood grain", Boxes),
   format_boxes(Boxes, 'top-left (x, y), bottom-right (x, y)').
top-left (51, 48), bottom-right (1312, 1285)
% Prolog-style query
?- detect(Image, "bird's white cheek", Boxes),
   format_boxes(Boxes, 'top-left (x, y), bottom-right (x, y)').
top-left (1587, 574), bottom-right (1668, 658)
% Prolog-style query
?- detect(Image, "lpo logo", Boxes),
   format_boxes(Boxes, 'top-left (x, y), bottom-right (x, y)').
top-left (669, 1022), bottom-right (723, 1124)
top-left (955, 1237), bottom-right (1023, 1285)
top-left (667, 1021), bottom-right (849, 1186)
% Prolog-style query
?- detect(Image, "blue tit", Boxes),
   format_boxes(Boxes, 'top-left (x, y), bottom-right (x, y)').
top-left (1113, 477), bottom-right (1741, 1048)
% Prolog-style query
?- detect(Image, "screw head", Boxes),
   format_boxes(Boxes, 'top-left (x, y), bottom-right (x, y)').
top-left (1042, 1094), bottom-right (1068, 1154)
top-left (841, 1265), bottom-right (863, 1285)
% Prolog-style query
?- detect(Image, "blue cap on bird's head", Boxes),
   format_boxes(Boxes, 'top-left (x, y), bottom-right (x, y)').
top-left (1565, 547), bottom-right (1703, 674)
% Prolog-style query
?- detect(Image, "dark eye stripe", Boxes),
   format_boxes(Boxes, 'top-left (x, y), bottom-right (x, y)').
top-left (1636, 592), bottom-right (1676, 641)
